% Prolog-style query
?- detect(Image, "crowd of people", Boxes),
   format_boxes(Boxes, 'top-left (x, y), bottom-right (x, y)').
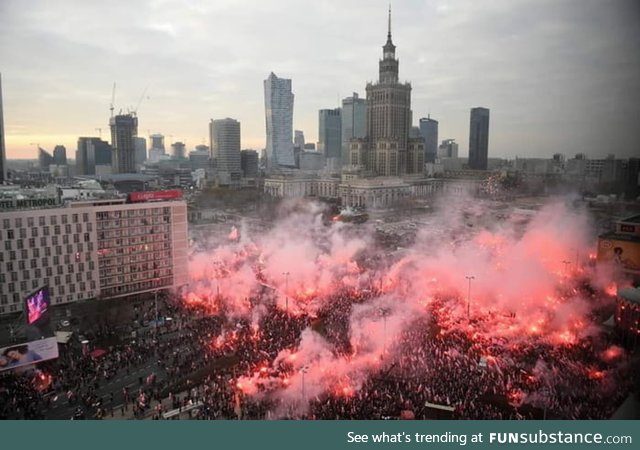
top-left (0, 278), bottom-right (636, 420)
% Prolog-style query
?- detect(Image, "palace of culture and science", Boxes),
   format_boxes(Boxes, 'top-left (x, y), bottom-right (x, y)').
top-left (349, 8), bottom-right (425, 177)
top-left (264, 8), bottom-right (437, 208)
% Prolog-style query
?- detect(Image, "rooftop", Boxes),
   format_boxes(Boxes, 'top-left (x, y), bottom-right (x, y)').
top-left (618, 287), bottom-right (640, 305)
top-left (598, 231), bottom-right (640, 243)
top-left (620, 215), bottom-right (640, 224)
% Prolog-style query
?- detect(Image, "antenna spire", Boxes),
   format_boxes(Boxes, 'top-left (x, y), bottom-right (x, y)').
top-left (387, 4), bottom-right (392, 40)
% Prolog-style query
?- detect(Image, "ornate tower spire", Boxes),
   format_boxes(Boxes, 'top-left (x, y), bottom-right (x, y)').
top-left (380, 5), bottom-right (398, 83)
top-left (387, 4), bottom-right (392, 42)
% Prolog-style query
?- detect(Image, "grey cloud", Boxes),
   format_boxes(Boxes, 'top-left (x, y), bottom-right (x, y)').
top-left (1, 0), bottom-right (639, 157)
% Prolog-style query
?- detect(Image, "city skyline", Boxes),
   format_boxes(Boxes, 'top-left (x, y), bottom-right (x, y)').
top-left (1, 0), bottom-right (639, 160)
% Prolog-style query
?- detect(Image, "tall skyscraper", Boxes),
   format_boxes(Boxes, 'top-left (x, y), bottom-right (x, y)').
top-left (264, 72), bottom-right (295, 169)
top-left (134, 137), bottom-right (147, 165)
top-left (148, 133), bottom-right (165, 162)
top-left (438, 139), bottom-right (458, 158)
top-left (419, 116), bottom-right (438, 163)
top-left (53, 145), bottom-right (67, 165)
top-left (0, 73), bottom-right (6, 183)
top-left (110, 114), bottom-right (138, 173)
top-left (294, 130), bottom-right (305, 149)
top-left (150, 134), bottom-right (165, 152)
top-left (352, 8), bottom-right (423, 176)
top-left (210, 118), bottom-right (242, 183)
top-left (318, 109), bottom-right (342, 165)
top-left (469, 107), bottom-right (490, 170)
top-left (241, 149), bottom-right (259, 178)
top-left (77, 137), bottom-right (112, 175)
top-left (38, 147), bottom-right (54, 170)
top-left (341, 92), bottom-right (367, 167)
top-left (171, 141), bottom-right (186, 159)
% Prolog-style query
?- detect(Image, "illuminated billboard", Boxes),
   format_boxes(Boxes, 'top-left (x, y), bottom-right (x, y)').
top-left (24, 286), bottom-right (54, 341)
top-left (0, 286), bottom-right (59, 373)
top-left (597, 238), bottom-right (640, 274)
top-left (0, 338), bottom-right (58, 372)
top-left (128, 189), bottom-right (182, 203)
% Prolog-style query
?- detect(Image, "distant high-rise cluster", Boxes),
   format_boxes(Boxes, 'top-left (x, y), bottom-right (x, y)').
top-left (469, 107), bottom-right (490, 170)
top-left (264, 72), bottom-right (295, 169)
top-left (0, 73), bottom-right (6, 183)
top-left (110, 113), bottom-right (138, 174)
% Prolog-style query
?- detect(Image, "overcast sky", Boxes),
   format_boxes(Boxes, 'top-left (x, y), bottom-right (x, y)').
top-left (1, 0), bottom-right (639, 160)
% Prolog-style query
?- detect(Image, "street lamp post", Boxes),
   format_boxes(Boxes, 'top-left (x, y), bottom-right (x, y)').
top-left (154, 290), bottom-right (159, 354)
top-left (300, 366), bottom-right (309, 408)
top-left (379, 308), bottom-right (391, 356)
top-left (562, 260), bottom-right (571, 276)
top-left (282, 271), bottom-right (290, 313)
top-left (465, 276), bottom-right (475, 321)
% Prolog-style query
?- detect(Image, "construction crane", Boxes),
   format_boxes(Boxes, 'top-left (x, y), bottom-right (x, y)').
top-left (133, 86), bottom-right (149, 117)
top-left (109, 82), bottom-right (116, 118)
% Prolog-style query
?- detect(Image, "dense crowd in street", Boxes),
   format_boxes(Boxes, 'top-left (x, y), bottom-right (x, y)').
top-left (0, 282), bottom-right (636, 420)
